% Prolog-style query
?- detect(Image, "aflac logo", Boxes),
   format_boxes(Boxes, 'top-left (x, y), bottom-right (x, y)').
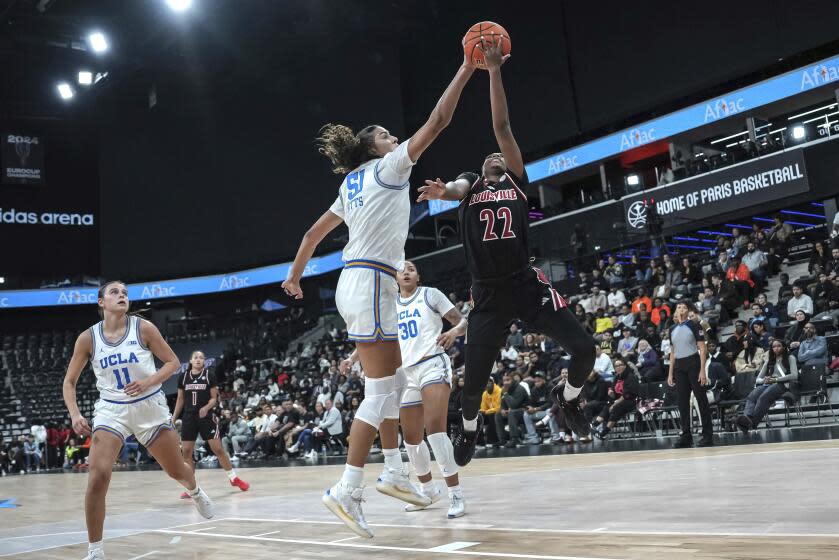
top-left (57, 291), bottom-right (97, 304)
top-left (140, 284), bottom-right (176, 298)
top-left (219, 275), bottom-right (250, 290)
top-left (620, 128), bottom-right (656, 151)
top-left (547, 154), bottom-right (579, 174)
top-left (704, 97), bottom-right (745, 122)
top-left (0, 298), bottom-right (9, 308)
top-left (801, 63), bottom-right (839, 90)
top-left (626, 201), bottom-right (648, 230)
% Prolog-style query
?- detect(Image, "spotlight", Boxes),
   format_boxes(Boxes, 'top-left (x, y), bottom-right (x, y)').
top-left (78, 71), bottom-right (93, 85)
top-left (166, 0), bottom-right (193, 11)
top-left (791, 125), bottom-right (806, 140)
top-left (626, 174), bottom-right (640, 186)
top-left (0, 277), bottom-right (5, 284)
top-left (88, 32), bottom-right (108, 53)
top-left (57, 83), bottom-right (74, 100)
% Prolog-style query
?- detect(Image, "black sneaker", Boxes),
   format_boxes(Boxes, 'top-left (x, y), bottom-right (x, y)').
top-left (594, 426), bottom-right (611, 440)
top-left (735, 415), bottom-right (752, 434)
top-left (697, 436), bottom-right (714, 447)
top-left (453, 414), bottom-right (483, 467)
top-left (551, 385), bottom-right (591, 438)
top-left (673, 436), bottom-right (693, 448)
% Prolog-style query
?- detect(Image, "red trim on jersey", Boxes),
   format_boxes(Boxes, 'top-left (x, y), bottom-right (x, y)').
top-left (533, 266), bottom-right (567, 311)
top-left (505, 173), bottom-right (528, 200)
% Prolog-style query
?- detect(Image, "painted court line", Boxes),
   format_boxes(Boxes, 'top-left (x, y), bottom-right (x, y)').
top-left (189, 526), bottom-right (216, 533)
top-left (428, 541), bottom-right (480, 552)
top-left (155, 528), bottom-right (625, 560)
top-left (0, 531), bottom-right (88, 541)
top-left (127, 552), bottom-right (159, 560)
top-left (252, 530), bottom-right (283, 538)
top-left (330, 536), bottom-right (360, 543)
top-left (222, 517), bottom-right (839, 539)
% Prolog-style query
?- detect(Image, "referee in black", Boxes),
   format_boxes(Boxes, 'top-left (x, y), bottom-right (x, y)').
top-left (667, 300), bottom-right (713, 448)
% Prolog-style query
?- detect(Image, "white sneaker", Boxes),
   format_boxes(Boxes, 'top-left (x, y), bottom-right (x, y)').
top-left (322, 481), bottom-right (373, 538)
top-left (447, 492), bottom-right (466, 518)
top-left (376, 466), bottom-right (431, 507)
top-left (288, 442), bottom-right (300, 454)
top-left (191, 487), bottom-right (214, 519)
top-left (404, 482), bottom-right (444, 511)
top-left (308, 450), bottom-right (318, 460)
top-left (85, 547), bottom-right (106, 560)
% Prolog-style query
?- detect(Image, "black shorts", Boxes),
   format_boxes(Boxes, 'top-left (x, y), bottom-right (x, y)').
top-left (468, 266), bottom-right (571, 347)
top-left (181, 411), bottom-right (219, 442)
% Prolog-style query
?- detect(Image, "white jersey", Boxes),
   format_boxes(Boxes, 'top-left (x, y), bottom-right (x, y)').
top-left (396, 286), bottom-right (456, 367)
top-left (90, 316), bottom-right (160, 402)
top-left (329, 139), bottom-right (414, 271)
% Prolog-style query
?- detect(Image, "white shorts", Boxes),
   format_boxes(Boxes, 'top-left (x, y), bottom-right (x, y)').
top-left (400, 353), bottom-right (452, 407)
top-left (92, 389), bottom-right (174, 447)
top-left (335, 260), bottom-right (398, 342)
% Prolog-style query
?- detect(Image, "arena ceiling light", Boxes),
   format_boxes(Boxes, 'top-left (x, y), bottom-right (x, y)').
top-left (166, 0), bottom-right (193, 12)
top-left (625, 173), bottom-right (640, 186)
top-left (57, 83), bottom-right (74, 100)
top-left (791, 125), bottom-right (806, 140)
top-left (87, 32), bottom-right (108, 53)
top-left (787, 103), bottom-right (837, 121)
top-left (78, 71), bottom-right (93, 85)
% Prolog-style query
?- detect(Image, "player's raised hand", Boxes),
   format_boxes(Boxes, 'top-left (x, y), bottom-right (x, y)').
top-left (282, 279), bottom-right (303, 300)
top-left (481, 33), bottom-right (510, 69)
top-left (72, 414), bottom-right (92, 437)
top-left (417, 178), bottom-right (447, 202)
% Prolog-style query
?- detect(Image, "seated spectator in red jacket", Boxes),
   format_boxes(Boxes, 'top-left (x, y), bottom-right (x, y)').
top-left (650, 298), bottom-right (671, 327)
top-left (725, 256), bottom-right (754, 307)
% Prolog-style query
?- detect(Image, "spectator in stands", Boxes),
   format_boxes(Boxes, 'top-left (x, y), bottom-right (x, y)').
top-left (607, 286), bottom-right (627, 308)
top-left (734, 334), bottom-right (766, 375)
top-left (796, 322), bottom-right (828, 370)
top-left (616, 326), bottom-right (639, 360)
top-left (785, 309), bottom-right (810, 349)
top-left (827, 247), bottom-right (839, 277)
top-left (731, 227), bottom-right (750, 252)
top-left (754, 293), bottom-right (779, 331)
top-left (768, 214), bottom-right (794, 260)
top-left (635, 309), bottom-right (655, 336)
top-left (594, 309), bottom-right (613, 334)
top-left (723, 320), bottom-right (750, 363)
top-left (594, 357), bottom-right (640, 439)
top-left (705, 340), bottom-right (733, 395)
top-left (680, 257), bottom-right (702, 294)
top-left (617, 304), bottom-right (636, 329)
top-left (650, 298), bottom-right (671, 328)
top-left (741, 241), bottom-right (768, 288)
top-left (593, 345), bottom-right (615, 382)
top-left (750, 320), bottom-right (770, 351)
top-left (506, 323), bottom-right (524, 349)
top-left (736, 339), bottom-right (798, 433)
top-left (787, 285), bottom-right (814, 317)
top-left (586, 287), bottom-right (607, 314)
top-left (664, 261), bottom-right (683, 296)
top-left (631, 290), bottom-right (652, 315)
top-left (496, 374), bottom-right (529, 447)
top-left (813, 272), bottom-right (833, 313)
top-left (698, 287), bottom-right (721, 325)
top-left (480, 378), bottom-right (502, 445)
top-left (711, 273), bottom-right (739, 321)
top-left (580, 370), bottom-right (608, 424)
top-left (598, 330), bottom-right (616, 355)
top-left (23, 434), bottom-right (40, 473)
top-left (726, 256), bottom-right (754, 308)
top-left (604, 256), bottom-right (625, 287)
top-left (633, 339), bottom-right (661, 382)
top-left (522, 374), bottom-right (552, 444)
top-left (223, 411), bottom-right (252, 457)
top-left (808, 241), bottom-right (830, 274)
top-left (242, 403), bottom-right (277, 458)
top-left (0, 434), bottom-right (10, 476)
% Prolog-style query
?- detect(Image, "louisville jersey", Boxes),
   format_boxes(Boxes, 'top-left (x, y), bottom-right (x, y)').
top-left (457, 170), bottom-right (531, 280)
top-left (178, 368), bottom-right (217, 413)
top-left (90, 316), bottom-right (159, 402)
top-left (329, 139), bottom-right (415, 271)
top-left (396, 286), bottom-right (456, 366)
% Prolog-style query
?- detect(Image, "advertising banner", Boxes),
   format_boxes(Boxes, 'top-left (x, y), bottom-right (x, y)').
top-left (2, 133), bottom-right (45, 185)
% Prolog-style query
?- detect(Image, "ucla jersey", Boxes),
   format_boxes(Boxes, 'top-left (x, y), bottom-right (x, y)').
top-left (396, 287), bottom-right (456, 366)
top-left (90, 316), bottom-right (159, 402)
top-left (329, 139), bottom-right (414, 271)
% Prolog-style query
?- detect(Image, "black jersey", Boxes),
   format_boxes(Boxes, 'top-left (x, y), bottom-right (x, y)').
top-left (457, 170), bottom-right (531, 281)
top-left (178, 368), bottom-right (216, 413)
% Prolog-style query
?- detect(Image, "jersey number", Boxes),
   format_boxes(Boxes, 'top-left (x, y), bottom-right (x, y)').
top-left (347, 169), bottom-right (365, 200)
top-left (479, 207), bottom-right (516, 241)
top-left (398, 320), bottom-right (419, 340)
top-left (192, 392), bottom-right (198, 406)
top-left (112, 367), bottom-right (132, 390)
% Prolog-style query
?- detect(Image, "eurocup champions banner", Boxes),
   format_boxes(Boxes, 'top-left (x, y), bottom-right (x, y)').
top-left (525, 53), bottom-right (839, 182)
top-left (2, 132), bottom-right (45, 185)
top-left (622, 149), bottom-right (809, 233)
top-left (0, 251), bottom-right (345, 309)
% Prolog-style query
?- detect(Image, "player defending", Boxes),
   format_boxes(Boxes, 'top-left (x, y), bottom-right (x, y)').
top-left (343, 260), bottom-right (468, 518)
top-left (418, 37), bottom-right (596, 467)
top-left (282, 47), bottom-right (475, 538)
top-left (173, 350), bottom-right (250, 500)
top-left (63, 281), bottom-right (213, 560)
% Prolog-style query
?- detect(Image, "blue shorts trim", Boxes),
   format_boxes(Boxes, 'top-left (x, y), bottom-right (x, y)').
top-left (143, 420), bottom-right (175, 448)
top-left (399, 400), bottom-right (423, 408)
top-left (410, 353), bottom-right (445, 367)
top-left (345, 261), bottom-right (398, 342)
top-left (101, 388), bottom-right (163, 405)
top-left (92, 425), bottom-right (125, 442)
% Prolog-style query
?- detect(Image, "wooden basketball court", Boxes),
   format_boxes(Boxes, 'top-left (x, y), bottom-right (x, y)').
top-left (2, 439), bottom-right (837, 559)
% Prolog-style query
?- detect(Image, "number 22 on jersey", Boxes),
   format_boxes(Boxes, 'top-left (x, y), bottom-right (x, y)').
top-left (479, 207), bottom-right (516, 241)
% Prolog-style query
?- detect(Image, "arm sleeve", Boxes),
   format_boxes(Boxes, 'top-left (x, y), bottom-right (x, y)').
top-left (777, 356), bottom-right (799, 383)
top-left (376, 140), bottom-right (414, 188)
top-left (756, 359), bottom-right (768, 382)
top-left (426, 287), bottom-right (456, 316)
top-left (177, 372), bottom-right (185, 390)
top-left (329, 190), bottom-right (345, 220)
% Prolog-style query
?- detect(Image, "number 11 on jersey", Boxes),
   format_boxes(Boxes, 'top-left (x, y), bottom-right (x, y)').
top-left (113, 367), bottom-right (132, 390)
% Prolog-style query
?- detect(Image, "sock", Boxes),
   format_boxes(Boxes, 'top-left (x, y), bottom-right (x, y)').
top-left (563, 383), bottom-right (582, 401)
top-left (226, 469), bottom-right (237, 481)
top-left (462, 415), bottom-right (478, 432)
top-left (341, 464), bottom-right (364, 488)
top-left (383, 448), bottom-right (402, 471)
top-left (188, 485), bottom-right (201, 497)
top-left (447, 484), bottom-right (462, 497)
top-left (88, 541), bottom-right (103, 552)
top-left (421, 481), bottom-right (436, 494)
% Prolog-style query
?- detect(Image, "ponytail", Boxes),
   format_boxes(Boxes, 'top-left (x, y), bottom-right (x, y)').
top-left (316, 123), bottom-right (379, 175)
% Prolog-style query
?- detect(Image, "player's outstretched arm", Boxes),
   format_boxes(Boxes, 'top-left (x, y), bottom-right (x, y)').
top-left (417, 177), bottom-right (471, 202)
top-left (406, 53), bottom-right (476, 163)
top-left (283, 210), bottom-right (344, 300)
top-left (484, 35), bottom-right (523, 178)
top-left (63, 331), bottom-right (93, 436)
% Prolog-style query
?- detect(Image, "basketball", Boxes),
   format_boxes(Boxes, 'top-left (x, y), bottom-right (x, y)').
top-left (462, 21), bottom-right (511, 70)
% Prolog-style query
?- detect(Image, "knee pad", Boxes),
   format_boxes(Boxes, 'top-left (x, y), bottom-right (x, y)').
top-left (427, 431), bottom-right (458, 478)
top-left (386, 367), bottom-right (407, 420)
top-left (355, 374), bottom-right (397, 429)
top-left (405, 440), bottom-right (432, 477)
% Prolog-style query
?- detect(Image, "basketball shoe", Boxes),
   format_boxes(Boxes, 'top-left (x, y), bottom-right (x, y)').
top-left (322, 481), bottom-right (373, 538)
top-left (376, 466), bottom-right (431, 507)
top-left (452, 414), bottom-right (483, 467)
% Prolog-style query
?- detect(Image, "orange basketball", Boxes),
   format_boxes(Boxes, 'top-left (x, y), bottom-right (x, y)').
top-left (462, 21), bottom-right (511, 70)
